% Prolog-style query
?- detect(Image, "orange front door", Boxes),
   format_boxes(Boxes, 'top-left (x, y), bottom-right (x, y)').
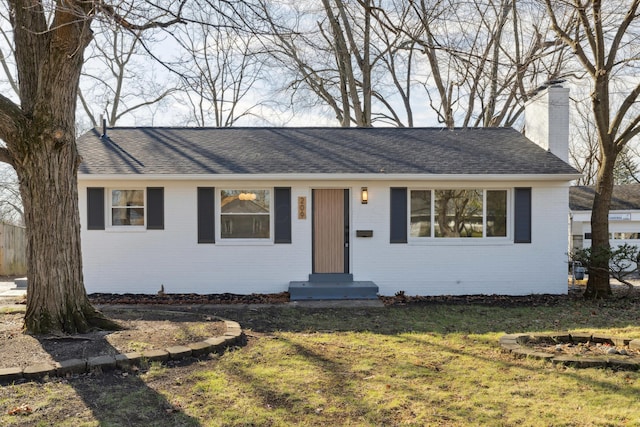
top-left (313, 189), bottom-right (348, 273)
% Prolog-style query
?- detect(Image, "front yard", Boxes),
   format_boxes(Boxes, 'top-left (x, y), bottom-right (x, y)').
top-left (1, 296), bottom-right (640, 426)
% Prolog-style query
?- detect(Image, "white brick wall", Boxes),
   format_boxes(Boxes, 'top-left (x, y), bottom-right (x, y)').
top-left (79, 179), bottom-right (570, 296)
top-left (351, 181), bottom-right (569, 295)
top-left (525, 86), bottom-right (570, 163)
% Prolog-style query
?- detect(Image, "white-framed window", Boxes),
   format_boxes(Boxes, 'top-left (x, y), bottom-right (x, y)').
top-left (613, 232), bottom-right (640, 239)
top-left (219, 189), bottom-right (271, 239)
top-left (409, 189), bottom-right (508, 239)
top-left (110, 189), bottom-right (145, 227)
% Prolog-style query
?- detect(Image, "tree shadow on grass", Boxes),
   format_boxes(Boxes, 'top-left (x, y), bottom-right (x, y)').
top-left (200, 298), bottom-right (640, 336)
top-left (191, 302), bottom-right (640, 417)
top-left (215, 312), bottom-right (640, 425)
top-left (59, 370), bottom-right (201, 426)
top-left (220, 334), bottom-right (381, 424)
top-left (29, 309), bottom-right (204, 427)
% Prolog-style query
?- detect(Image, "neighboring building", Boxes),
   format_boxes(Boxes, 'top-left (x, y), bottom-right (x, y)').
top-left (0, 223), bottom-right (27, 276)
top-left (77, 86), bottom-right (579, 298)
top-left (569, 184), bottom-right (640, 253)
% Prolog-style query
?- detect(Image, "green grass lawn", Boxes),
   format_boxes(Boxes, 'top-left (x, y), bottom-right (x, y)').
top-left (2, 298), bottom-right (640, 426)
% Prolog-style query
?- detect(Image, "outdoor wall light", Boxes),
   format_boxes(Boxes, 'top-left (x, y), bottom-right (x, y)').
top-left (361, 187), bottom-right (368, 204)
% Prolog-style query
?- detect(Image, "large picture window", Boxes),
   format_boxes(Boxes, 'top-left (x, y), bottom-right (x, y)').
top-left (409, 189), bottom-right (507, 239)
top-left (111, 189), bottom-right (144, 226)
top-left (435, 190), bottom-right (483, 237)
top-left (220, 189), bottom-right (270, 239)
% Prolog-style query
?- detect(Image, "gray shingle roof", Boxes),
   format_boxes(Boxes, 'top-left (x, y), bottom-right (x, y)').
top-left (77, 127), bottom-right (578, 176)
top-left (570, 185), bottom-right (640, 211)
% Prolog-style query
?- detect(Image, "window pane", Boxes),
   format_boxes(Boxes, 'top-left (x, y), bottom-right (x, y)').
top-left (410, 190), bottom-right (431, 237)
top-left (112, 190), bottom-right (144, 207)
top-left (112, 207), bottom-right (144, 226)
top-left (434, 190), bottom-right (483, 238)
top-left (221, 190), bottom-right (270, 213)
top-left (221, 214), bottom-right (270, 238)
top-left (220, 189), bottom-right (270, 239)
top-left (613, 232), bottom-right (640, 239)
top-left (110, 189), bottom-right (144, 226)
top-left (486, 190), bottom-right (507, 237)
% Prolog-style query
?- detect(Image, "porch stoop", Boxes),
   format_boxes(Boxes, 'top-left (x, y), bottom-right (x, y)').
top-left (288, 274), bottom-right (379, 301)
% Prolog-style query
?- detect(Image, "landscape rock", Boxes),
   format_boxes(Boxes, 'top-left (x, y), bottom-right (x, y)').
top-left (88, 355), bottom-right (117, 371)
top-left (56, 359), bottom-right (87, 376)
top-left (23, 363), bottom-right (56, 379)
top-left (0, 367), bottom-right (23, 383)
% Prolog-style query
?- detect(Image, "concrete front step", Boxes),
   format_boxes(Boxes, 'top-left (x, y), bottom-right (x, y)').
top-left (308, 273), bottom-right (354, 282)
top-left (288, 281), bottom-right (379, 301)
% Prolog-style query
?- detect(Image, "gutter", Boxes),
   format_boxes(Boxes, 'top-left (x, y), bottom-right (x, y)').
top-left (77, 172), bottom-right (582, 182)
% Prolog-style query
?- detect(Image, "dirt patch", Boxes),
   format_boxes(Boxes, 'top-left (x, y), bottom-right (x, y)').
top-left (0, 308), bottom-right (226, 369)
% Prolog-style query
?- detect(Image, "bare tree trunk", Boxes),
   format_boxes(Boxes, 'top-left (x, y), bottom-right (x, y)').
top-left (18, 133), bottom-right (114, 333)
top-left (416, 0), bottom-right (455, 128)
top-left (1, 0), bottom-right (121, 334)
top-left (585, 149), bottom-right (616, 298)
top-left (322, 0), bottom-right (366, 126)
top-left (545, 0), bottom-right (640, 298)
top-left (0, 1), bottom-right (185, 333)
top-left (484, 1), bottom-right (510, 126)
top-left (361, 0), bottom-right (372, 127)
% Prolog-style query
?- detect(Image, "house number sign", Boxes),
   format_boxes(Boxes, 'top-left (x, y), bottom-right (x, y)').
top-left (298, 196), bottom-right (307, 219)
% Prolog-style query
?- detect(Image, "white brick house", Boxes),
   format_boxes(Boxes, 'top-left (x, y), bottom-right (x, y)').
top-left (77, 86), bottom-right (578, 298)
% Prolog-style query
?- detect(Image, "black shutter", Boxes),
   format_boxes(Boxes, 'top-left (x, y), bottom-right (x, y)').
top-left (87, 187), bottom-right (105, 230)
top-left (514, 187), bottom-right (532, 243)
top-left (198, 187), bottom-right (215, 243)
top-left (146, 187), bottom-right (164, 230)
top-left (390, 187), bottom-right (408, 243)
top-left (274, 187), bottom-right (292, 243)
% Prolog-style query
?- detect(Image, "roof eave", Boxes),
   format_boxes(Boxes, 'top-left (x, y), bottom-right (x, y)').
top-left (77, 172), bottom-right (581, 182)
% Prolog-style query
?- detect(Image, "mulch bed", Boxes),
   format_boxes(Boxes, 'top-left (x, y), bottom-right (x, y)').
top-left (378, 291), bottom-right (578, 307)
top-left (85, 291), bottom-right (579, 308)
top-left (4, 282), bottom-right (632, 308)
top-left (87, 292), bottom-right (291, 305)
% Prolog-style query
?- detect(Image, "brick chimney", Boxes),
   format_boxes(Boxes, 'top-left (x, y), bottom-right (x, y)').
top-left (524, 84), bottom-right (570, 163)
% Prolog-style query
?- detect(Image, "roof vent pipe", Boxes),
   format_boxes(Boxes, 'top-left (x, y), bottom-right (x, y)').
top-left (101, 116), bottom-right (107, 138)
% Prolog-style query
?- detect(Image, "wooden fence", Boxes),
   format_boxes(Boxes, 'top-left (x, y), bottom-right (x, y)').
top-left (0, 223), bottom-right (27, 276)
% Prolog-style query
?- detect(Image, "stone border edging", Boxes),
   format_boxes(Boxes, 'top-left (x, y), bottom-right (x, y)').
top-left (0, 320), bottom-right (244, 384)
top-left (500, 332), bottom-right (640, 370)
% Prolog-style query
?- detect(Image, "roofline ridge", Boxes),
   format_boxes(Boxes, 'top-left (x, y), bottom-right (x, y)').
top-left (92, 126), bottom-right (515, 131)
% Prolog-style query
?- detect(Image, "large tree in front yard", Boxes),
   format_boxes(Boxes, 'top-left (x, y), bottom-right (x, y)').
top-left (0, 0), bottom-right (185, 333)
top-left (545, 0), bottom-right (640, 298)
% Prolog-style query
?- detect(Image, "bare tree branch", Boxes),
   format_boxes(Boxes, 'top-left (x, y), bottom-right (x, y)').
top-left (546, 0), bottom-right (640, 298)
top-left (96, 1), bottom-right (188, 31)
